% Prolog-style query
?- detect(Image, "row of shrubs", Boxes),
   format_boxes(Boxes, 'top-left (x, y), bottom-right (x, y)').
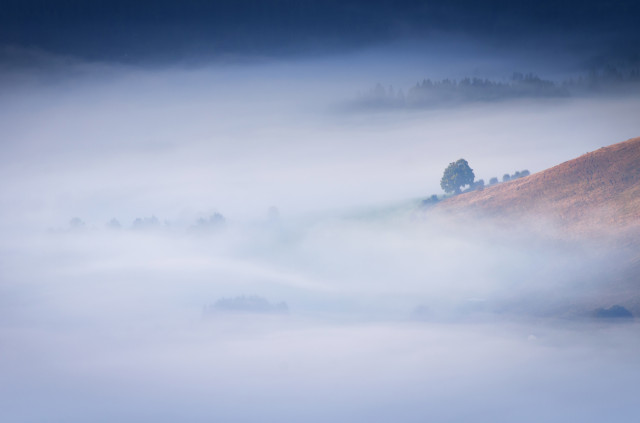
top-left (491, 169), bottom-right (530, 184)
top-left (67, 213), bottom-right (226, 232)
top-left (465, 169), bottom-right (530, 192)
top-left (423, 169), bottom-right (531, 206)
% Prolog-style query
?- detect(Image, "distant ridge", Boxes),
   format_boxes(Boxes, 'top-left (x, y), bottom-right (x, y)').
top-left (436, 137), bottom-right (640, 235)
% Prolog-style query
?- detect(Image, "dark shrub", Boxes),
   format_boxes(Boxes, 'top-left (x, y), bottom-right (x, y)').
top-left (422, 194), bottom-right (440, 206)
top-left (593, 305), bottom-right (633, 319)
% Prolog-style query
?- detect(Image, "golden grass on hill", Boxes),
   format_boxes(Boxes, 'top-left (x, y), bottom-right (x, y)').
top-left (436, 136), bottom-right (640, 236)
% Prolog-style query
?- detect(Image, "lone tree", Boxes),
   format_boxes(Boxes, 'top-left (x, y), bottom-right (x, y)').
top-left (440, 159), bottom-right (475, 194)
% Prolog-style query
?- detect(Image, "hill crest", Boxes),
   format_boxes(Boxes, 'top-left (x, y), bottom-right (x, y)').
top-left (435, 136), bottom-right (640, 235)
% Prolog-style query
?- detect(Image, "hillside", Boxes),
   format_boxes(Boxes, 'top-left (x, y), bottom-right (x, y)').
top-left (435, 136), bottom-right (640, 237)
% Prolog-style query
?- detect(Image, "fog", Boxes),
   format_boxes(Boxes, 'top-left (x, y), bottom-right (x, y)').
top-left (1, 50), bottom-right (640, 422)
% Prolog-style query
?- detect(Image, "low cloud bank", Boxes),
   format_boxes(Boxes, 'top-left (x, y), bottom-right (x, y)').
top-left (1, 51), bottom-right (639, 422)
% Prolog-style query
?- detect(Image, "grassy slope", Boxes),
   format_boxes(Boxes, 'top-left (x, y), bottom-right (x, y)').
top-left (433, 136), bottom-right (640, 316)
top-left (436, 136), bottom-right (640, 237)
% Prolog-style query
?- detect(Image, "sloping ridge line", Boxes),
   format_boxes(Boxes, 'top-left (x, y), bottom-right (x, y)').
top-left (437, 136), bottom-right (640, 230)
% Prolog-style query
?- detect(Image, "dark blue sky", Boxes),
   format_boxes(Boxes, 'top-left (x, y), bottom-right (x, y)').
top-left (2, 0), bottom-right (639, 64)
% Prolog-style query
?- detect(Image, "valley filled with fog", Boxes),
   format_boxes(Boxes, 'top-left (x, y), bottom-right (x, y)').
top-left (1, 51), bottom-right (640, 422)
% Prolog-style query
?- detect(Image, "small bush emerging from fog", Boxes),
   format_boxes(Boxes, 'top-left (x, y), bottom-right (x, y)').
top-left (132, 216), bottom-right (160, 230)
top-left (106, 218), bottom-right (122, 229)
top-left (191, 212), bottom-right (226, 232)
top-left (593, 305), bottom-right (633, 319)
top-left (68, 217), bottom-right (85, 230)
top-left (422, 194), bottom-right (440, 206)
top-left (204, 295), bottom-right (289, 315)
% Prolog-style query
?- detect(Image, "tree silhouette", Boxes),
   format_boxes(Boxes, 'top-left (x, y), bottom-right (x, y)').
top-left (440, 159), bottom-right (475, 194)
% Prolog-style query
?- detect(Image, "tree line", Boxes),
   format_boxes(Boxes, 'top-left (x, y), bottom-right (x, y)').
top-left (356, 68), bottom-right (640, 109)
top-left (423, 159), bottom-right (530, 205)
